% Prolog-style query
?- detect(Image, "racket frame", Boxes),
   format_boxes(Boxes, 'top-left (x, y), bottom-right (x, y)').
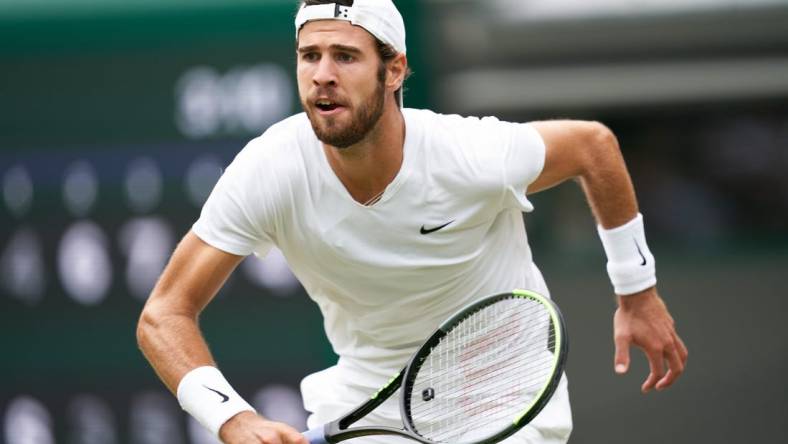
top-left (312, 289), bottom-right (568, 444)
top-left (320, 370), bottom-right (421, 442)
top-left (399, 289), bottom-right (568, 444)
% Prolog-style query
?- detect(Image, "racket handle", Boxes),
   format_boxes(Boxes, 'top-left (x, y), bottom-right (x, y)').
top-left (303, 425), bottom-right (328, 444)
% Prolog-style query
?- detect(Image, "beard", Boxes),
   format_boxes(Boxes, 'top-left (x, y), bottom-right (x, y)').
top-left (302, 78), bottom-right (386, 149)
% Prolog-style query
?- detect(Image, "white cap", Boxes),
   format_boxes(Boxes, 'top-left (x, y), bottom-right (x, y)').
top-left (295, 1), bottom-right (407, 55)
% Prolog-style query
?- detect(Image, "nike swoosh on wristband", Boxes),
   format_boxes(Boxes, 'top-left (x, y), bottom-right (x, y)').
top-left (634, 238), bottom-right (647, 266)
top-left (420, 220), bottom-right (454, 235)
top-left (203, 385), bottom-right (229, 403)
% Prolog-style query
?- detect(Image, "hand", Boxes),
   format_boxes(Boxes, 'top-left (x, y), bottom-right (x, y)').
top-left (613, 288), bottom-right (688, 393)
top-left (219, 411), bottom-right (308, 444)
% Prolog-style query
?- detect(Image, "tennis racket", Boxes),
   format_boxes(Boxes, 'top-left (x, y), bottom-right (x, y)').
top-left (303, 289), bottom-right (568, 444)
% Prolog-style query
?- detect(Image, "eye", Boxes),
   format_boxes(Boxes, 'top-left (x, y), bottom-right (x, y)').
top-left (336, 52), bottom-right (355, 63)
top-left (301, 52), bottom-right (319, 62)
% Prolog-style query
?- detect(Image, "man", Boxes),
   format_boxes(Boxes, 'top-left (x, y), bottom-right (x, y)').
top-left (137, 1), bottom-right (688, 443)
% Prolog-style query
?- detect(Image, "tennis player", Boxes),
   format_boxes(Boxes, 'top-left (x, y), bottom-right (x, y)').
top-left (137, 1), bottom-right (688, 443)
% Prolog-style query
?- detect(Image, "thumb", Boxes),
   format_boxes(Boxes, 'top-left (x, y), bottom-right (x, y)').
top-left (614, 335), bottom-right (631, 374)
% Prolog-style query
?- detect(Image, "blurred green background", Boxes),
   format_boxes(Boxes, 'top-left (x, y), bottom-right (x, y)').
top-left (1, 0), bottom-right (787, 443)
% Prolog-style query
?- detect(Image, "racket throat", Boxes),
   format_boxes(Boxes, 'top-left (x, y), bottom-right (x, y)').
top-left (327, 424), bottom-right (424, 443)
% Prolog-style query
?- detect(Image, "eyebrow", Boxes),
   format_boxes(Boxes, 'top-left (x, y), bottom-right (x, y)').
top-left (297, 44), bottom-right (363, 54)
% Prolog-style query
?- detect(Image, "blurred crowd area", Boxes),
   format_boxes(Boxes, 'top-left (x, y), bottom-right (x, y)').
top-left (1, 1), bottom-right (787, 443)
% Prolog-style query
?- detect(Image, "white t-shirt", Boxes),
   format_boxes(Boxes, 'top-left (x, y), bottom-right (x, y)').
top-left (193, 108), bottom-right (572, 443)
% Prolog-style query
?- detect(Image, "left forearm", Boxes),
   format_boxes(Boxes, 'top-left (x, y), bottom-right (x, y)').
top-left (531, 120), bottom-right (687, 390)
top-left (530, 120), bottom-right (640, 229)
top-left (576, 126), bottom-right (638, 229)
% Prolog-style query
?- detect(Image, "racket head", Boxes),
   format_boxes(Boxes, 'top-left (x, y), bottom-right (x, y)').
top-left (399, 289), bottom-right (568, 444)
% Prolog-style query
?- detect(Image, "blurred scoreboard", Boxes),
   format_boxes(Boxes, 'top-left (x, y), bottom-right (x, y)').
top-left (0, 1), bottom-right (428, 442)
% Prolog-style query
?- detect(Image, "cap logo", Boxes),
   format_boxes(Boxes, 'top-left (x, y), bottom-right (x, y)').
top-left (333, 4), bottom-right (350, 18)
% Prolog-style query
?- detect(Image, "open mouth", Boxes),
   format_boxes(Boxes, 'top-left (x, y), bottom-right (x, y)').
top-left (315, 99), bottom-right (343, 113)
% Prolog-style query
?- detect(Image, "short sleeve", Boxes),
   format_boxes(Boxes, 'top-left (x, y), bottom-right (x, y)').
top-left (192, 141), bottom-right (276, 256)
top-left (498, 122), bottom-right (546, 212)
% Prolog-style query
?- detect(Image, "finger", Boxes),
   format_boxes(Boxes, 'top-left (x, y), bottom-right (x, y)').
top-left (284, 430), bottom-right (308, 444)
top-left (641, 348), bottom-right (665, 394)
top-left (256, 429), bottom-right (283, 444)
top-left (656, 369), bottom-right (677, 391)
top-left (656, 344), bottom-right (684, 390)
top-left (268, 423), bottom-right (304, 444)
top-left (614, 334), bottom-right (631, 374)
top-left (675, 333), bottom-right (689, 363)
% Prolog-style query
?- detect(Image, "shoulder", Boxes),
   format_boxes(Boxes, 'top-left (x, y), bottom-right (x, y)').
top-left (405, 109), bottom-right (545, 196)
top-left (405, 108), bottom-right (512, 132)
top-left (238, 113), bottom-right (311, 161)
top-left (405, 108), bottom-right (540, 150)
top-left (207, 115), bottom-right (314, 220)
top-left (405, 108), bottom-right (542, 157)
top-left (219, 113), bottom-right (314, 193)
top-left (229, 113), bottom-right (316, 176)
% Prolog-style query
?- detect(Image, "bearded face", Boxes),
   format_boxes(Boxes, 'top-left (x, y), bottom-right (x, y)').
top-left (296, 20), bottom-right (391, 148)
top-left (301, 66), bottom-right (385, 148)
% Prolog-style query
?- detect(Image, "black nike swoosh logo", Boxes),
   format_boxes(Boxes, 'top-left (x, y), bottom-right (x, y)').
top-left (203, 385), bottom-right (229, 403)
top-left (420, 220), bottom-right (454, 235)
top-left (634, 238), bottom-right (647, 266)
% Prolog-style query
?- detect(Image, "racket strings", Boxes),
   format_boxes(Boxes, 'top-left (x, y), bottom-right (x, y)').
top-left (409, 348), bottom-right (555, 425)
top-left (409, 316), bottom-right (551, 386)
top-left (408, 345), bottom-right (554, 408)
top-left (406, 297), bottom-right (558, 443)
top-left (410, 361), bottom-right (556, 439)
top-left (425, 302), bottom-right (552, 358)
top-left (412, 347), bottom-right (554, 437)
top-left (408, 335), bottom-right (553, 393)
top-left (410, 303), bottom-right (551, 387)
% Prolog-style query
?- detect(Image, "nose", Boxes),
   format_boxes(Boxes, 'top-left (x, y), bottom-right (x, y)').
top-left (312, 57), bottom-right (337, 88)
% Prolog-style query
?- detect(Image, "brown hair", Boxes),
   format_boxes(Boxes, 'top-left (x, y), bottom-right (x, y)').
top-left (299, 0), bottom-right (411, 106)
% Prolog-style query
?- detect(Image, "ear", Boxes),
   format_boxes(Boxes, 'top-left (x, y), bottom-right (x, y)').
top-left (385, 53), bottom-right (408, 93)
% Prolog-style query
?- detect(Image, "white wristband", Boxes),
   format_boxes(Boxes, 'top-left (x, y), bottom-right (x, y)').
top-left (597, 213), bottom-right (657, 295)
top-left (176, 366), bottom-right (256, 437)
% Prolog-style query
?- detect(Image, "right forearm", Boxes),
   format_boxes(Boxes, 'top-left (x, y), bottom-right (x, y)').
top-left (136, 232), bottom-right (261, 440)
top-left (137, 232), bottom-right (243, 394)
top-left (139, 306), bottom-right (263, 439)
top-left (137, 302), bottom-right (216, 394)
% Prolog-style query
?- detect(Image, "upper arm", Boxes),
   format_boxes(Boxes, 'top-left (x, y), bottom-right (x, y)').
top-left (527, 120), bottom-right (616, 194)
top-left (143, 230), bottom-right (245, 318)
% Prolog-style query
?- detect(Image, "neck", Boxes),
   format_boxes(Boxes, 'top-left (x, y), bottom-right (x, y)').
top-left (323, 102), bottom-right (406, 205)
